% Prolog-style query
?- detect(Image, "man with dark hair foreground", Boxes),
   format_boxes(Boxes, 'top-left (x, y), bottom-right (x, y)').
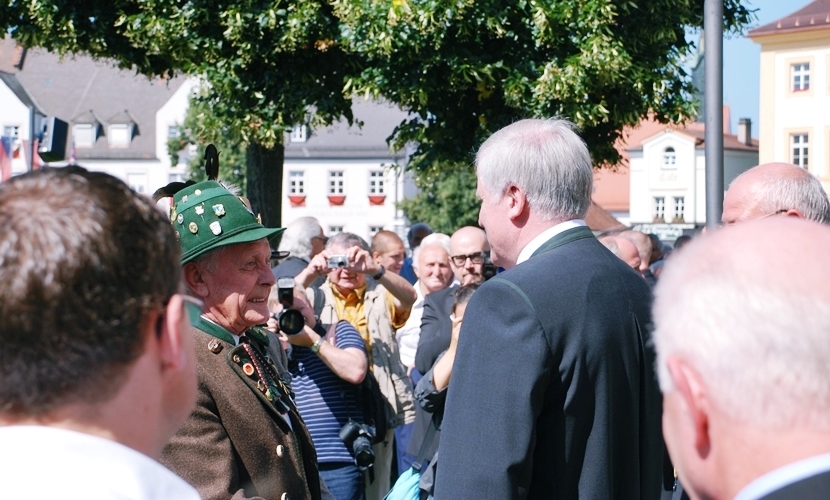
top-left (0, 167), bottom-right (200, 498)
top-left (654, 218), bottom-right (830, 499)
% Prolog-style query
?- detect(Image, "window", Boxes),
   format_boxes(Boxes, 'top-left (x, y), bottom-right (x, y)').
top-left (654, 197), bottom-right (665, 222)
top-left (662, 147), bottom-right (676, 169)
top-left (73, 124), bottom-right (96, 148)
top-left (791, 134), bottom-right (809, 168)
top-left (290, 124), bottom-right (307, 143)
top-left (2, 125), bottom-right (19, 140)
top-left (792, 63), bottom-right (810, 91)
top-left (329, 171), bottom-right (344, 194)
top-left (369, 171), bottom-right (385, 194)
top-left (289, 171), bottom-right (305, 195)
top-left (168, 173), bottom-right (186, 183)
top-left (108, 124), bottom-right (132, 147)
top-left (329, 226), bottom-right (344, 234)
top-left (673, 197), bottom-right (685, 222)
top-left (127, 173), bottom-right (147, 194)
top-left (168, 126), bottom-right (180, 138)
top-left (369, 226), bottom-right (384, 237)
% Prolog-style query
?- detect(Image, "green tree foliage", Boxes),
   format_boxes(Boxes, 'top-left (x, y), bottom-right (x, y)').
top-left (334, 0), bottom-right (753, 170)
top-left (399, 164), bottom-right (481, 234)
top-left (5, 0), bottom-right (357, 227)
top-left (168, 92), bottom-right (248, 191)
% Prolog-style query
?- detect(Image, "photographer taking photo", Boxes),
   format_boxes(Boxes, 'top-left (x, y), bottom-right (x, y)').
top-left (267, 284), bottom-right (369, 500)
top-left (295, 232), bottom-right (417, 500)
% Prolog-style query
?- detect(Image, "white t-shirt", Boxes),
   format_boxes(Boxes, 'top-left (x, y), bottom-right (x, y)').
top-left (0, 426), bottom-right (201, 500)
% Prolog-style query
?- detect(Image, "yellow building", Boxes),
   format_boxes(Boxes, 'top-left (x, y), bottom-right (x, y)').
top-left (750, 0), bottom-right (830, 192)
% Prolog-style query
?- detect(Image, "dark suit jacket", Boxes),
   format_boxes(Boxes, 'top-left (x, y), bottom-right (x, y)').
top-left (161, 325), bottom-right (321, 500)
top-left (414, 286), bottom-right (455, 376)
top-left (434, 226), bottom-right (663, 499)
top-left (759, 469), bottom-right (830, 500)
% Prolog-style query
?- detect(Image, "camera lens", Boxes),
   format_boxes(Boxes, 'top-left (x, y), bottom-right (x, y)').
top-left (352, 436), bottom-right (374, 467)
top-left (278, 309), bottom-right (305, 335)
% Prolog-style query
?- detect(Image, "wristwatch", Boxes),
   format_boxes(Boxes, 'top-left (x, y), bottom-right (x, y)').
top-left (311, 337), bottom-right (325, 354)
top-left (371, 265), bottom-right (385, 281)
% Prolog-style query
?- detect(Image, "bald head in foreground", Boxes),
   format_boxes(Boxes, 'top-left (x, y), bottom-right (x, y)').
top-left (653, 218), bottom-right (830, 500)
top-left (722, 162), bottom-right (830, 225)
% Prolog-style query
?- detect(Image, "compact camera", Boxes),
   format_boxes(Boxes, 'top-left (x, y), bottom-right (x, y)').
top-left (339, 420), bottom-right (376, 468)
top-left (274, 277), bottom-right (305, 336)
top-left (327, 255), bottom-right (349, 269)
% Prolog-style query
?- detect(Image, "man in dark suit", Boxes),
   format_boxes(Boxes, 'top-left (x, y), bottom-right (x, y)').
top-left (409, 226), bottom-right (489, 461)
top-left (435, 119), bottom-right (663, 499)
top-left (414, 225), bottom-right (490, 376)
top-left (653, 218), bottom-right (830, 500)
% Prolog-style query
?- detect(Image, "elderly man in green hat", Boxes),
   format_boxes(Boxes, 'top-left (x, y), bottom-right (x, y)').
top-left (160, 181), bottom-right (322, 500)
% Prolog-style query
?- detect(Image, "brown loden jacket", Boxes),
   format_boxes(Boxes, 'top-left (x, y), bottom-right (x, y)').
top-left (161, 325), bottom-right (321, 500)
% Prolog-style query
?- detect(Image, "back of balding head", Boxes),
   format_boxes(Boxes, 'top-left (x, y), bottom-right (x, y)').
top-left (725, 162), bottom-right (830, 224)
top-left (653, 218), bottom-right (830, 430)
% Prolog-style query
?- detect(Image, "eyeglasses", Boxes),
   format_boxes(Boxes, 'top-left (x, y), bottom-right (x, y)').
top-left (450, 252), bottom-right (485, 267)
top-left (720, 209), bottom-right (789, 227)
top-left (181, 295), bottom-right (205, 325)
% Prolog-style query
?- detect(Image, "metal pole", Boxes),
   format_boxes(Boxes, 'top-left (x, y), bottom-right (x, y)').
top-left (28, 106), bottom-right (35, 172)
top-left (704, 0), bottom-right (724, 228)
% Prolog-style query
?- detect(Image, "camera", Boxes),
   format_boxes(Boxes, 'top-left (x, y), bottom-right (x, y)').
top-left (339, 420), bottom-right (376, 468)
top-left (482, 252), bottom-right (498, 281)
top-left (274, 277), bottom-right (305, 336)
top-left (327, 255), bottom-right (349, 269)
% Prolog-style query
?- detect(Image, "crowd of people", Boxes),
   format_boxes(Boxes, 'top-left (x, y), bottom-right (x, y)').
top-left (2, 120), bottom-right (830, 500)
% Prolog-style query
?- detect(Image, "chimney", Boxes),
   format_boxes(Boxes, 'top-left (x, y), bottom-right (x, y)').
top-left (737, 118), bottom-right (752, 146)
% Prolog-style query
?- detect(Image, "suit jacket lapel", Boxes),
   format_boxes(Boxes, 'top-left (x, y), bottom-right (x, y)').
top-left (530, 225), bottom-right (595, 259)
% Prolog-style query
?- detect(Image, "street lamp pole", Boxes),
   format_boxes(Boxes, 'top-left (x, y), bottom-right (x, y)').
top-left (704, 0), bottom-right (724, 228)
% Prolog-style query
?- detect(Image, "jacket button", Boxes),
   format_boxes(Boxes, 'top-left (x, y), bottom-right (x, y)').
top-left (281, 493), bottom-right (289, 500)
top-left (276, 445), bottom-right (284, 457)
top-left (207, 339), bottom-right (222, 353)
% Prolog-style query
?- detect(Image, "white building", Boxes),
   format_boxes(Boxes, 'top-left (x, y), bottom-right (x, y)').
top-left (0, 37), bottom-right (194, 191)
top-left (628, 120), bottom-right (758, 240)
top-left (282, 99), bottom-right (417, 242)
top-left (749, 0), bottom-right (830, 193)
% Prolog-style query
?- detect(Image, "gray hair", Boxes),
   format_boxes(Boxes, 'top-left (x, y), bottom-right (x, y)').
top-left (476, 118), bottom-right (593, 221)
top-left (652, 227), bottom-right (830, 431)
top-left (744, 170), bottom-right (830, 224)
top-left (412, 239), bottom-right (451, 272)
top-left (277, 217), bottom-right (322, 261)
top-left (327, 232), bottom-right (369, 252)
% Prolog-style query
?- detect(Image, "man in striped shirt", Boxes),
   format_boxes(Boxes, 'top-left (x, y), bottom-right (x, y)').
top-left (274, 289), bottom-right (369, 500)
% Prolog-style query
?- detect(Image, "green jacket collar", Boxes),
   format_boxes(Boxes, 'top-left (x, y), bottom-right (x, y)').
top-left (194, 316), bottom-right (270, 346)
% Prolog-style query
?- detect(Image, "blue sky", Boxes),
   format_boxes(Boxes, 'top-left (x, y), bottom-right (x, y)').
top-left (721, 0), bottom-right (813, 134)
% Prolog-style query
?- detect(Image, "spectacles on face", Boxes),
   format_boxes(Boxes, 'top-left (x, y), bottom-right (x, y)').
top-left (721, 209), bottom-right (789, 227)
top-left (450, 252), bottom-right (485, 267)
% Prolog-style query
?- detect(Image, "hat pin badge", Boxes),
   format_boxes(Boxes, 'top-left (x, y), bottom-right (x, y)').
top-left (212, 204), bottom-right (225, 217)
top-left (195, 205), bottom-right (205, 218)
top-left (210, 221), bottom-right (222, 235)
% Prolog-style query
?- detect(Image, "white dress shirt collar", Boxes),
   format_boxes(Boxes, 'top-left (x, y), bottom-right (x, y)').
top-left (734, 452), bottom-right (830, 500)
top-left (516, 219), bottom-right (586, 265)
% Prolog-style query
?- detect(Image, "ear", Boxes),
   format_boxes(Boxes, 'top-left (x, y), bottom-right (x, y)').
top-left (156, 295), bottom-right (191, 374)
top-left (504, 184), bottom-right (528, 222)
top-left (667, 356), bottom-right (712, 458)
top-left (372, 251), bottom-right (381, 263)
top-left (182, 262), bottom-right (209, 299)
top-left (784, 208), bottom-right (805, 218)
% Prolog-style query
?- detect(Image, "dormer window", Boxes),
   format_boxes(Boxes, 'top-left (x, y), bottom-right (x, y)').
top-left (106, 110), bottom-right (138, 148)
top-left (662, 147), bottom-right (676, 169)
top-left (290, 124), bottom-right (307, 143)
top-left (108, 124), bottom-right (132, 147)
top-left (73, 124), bottom-right (97, 148)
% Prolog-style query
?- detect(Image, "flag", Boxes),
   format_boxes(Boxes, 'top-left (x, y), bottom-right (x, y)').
top-left (0, 137), bottom-right (11, 182)
top-left (69, 140), bottom-right (77, 165)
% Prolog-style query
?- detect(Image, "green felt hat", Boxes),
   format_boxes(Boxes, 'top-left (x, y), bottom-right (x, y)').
top-left (170, 181), bottom-right (284, 264)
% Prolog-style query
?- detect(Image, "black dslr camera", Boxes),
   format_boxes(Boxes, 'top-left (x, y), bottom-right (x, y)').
top-left (339, 420), bottom-right (376, 468)
top-left (274, 278), bottom-right (305, 335)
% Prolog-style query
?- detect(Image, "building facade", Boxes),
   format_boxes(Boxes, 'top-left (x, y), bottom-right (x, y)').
top-left (750, 0), bottom-right (830, 192)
